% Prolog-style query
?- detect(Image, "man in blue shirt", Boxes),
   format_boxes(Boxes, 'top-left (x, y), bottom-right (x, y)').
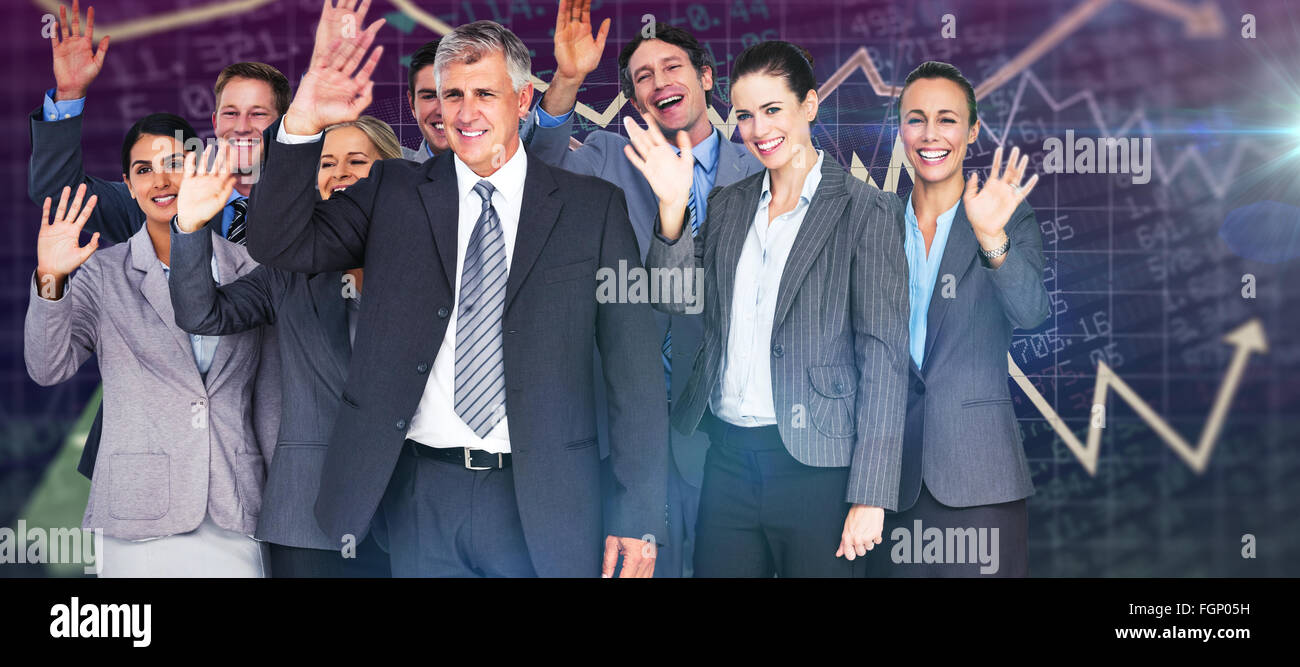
top-left (523, 0), bottom-right (764, 577)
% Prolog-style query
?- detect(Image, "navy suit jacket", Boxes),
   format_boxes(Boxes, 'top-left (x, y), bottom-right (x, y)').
top-left (245, 119), bottom-right (669, 576)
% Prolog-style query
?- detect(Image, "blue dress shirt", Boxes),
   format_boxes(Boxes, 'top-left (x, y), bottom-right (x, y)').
top-left (902, 197), bottom-right (960, 368)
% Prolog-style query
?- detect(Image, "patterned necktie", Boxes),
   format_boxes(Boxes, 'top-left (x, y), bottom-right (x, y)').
top-left (226, 197), bottom-right (248, 246)
top-left (454, 180), bottom-right (508, 437)
top-left (661, 188), bottom-right (699, 401)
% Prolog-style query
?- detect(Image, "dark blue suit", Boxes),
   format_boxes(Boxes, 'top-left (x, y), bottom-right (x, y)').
top-left (245, 119), bottom-right (669, 576)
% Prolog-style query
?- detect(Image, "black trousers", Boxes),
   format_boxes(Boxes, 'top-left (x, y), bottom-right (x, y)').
top-left (864, 481), bottom-right (1028, 577)
top-left (693, 411), bottom-right (856, 578)
top-left (379, 442), bottom-right (536, 578)
top-left (268, 533), bottom-right (390, 578)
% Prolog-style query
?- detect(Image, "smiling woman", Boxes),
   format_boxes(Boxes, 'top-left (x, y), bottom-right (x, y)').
top-left (25, 112), bottom-right (276, 577)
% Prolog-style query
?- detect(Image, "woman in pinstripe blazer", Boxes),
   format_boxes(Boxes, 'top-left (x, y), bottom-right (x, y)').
top-left (628, 43), bottom-right (1039, 577)
top-left (627, 42), bottom-right (911, 577)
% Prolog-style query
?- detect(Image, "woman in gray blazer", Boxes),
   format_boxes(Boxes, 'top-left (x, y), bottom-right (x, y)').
top-left (627, 43), bottom-right (1038, 577)
top-left (25, 114), bottom-right (276, 577)
top-left (865, 61), bottom-right (1047, 577)
top-left (167, 117), bottom-right (401, 577)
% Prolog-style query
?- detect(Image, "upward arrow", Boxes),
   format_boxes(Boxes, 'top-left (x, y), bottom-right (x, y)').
top-left (1010, 319), bottom-right (1269, 475)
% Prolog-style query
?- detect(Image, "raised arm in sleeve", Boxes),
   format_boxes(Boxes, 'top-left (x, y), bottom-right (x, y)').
top-left (170, 225), bottom-right (289, 336)
top-left (24, 260), bottom-right (102, 387)
top-left (980, 202), bottom-right (1051, 331)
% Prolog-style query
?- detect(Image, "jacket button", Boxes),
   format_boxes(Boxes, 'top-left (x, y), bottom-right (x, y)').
top-left (833, 381), bottom-right (844, 393)
top-left (395, 419), bottom-right (407, 430)
top-left (437, 307), bottom-right (449, 318)
top-left (772, 344), bottom-right (784, 358)
top-left (416, 362), bottom-right (429, 374)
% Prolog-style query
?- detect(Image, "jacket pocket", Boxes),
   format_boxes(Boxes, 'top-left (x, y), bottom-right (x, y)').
top-left (108, 453), bottom-right (170, 521)
top-left (806, 364), bottom-right (857, 438)
top-left (544, 258), bottom-right (598, 284)
top-left (961, 397), bottom-right (1013, 408)
top-left (564, 437), bottom-right (597, 450)
top-left (235, 451), bottom-right (267, 518)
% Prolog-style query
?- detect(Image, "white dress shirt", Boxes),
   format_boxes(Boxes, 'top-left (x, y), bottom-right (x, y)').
top-left (278, 124), bottom-right (528, 453)
top-left (712, 150), bottom-right (825, 426)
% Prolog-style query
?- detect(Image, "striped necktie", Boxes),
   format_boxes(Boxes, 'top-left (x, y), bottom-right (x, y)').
top-left (226, 197), bottom-right (248, 246)
top-left (660, 190), bottom-right (699, 401)
top-left (454, 180), bottom-right (508, 437)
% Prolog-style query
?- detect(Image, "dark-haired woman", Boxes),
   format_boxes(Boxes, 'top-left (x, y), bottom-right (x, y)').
top-left (865, 61), bottom-right (1047, 577)
top-left (25, 115), bottom-right (274, 577)
top-left (627, 43), bottom-right (1036, 577)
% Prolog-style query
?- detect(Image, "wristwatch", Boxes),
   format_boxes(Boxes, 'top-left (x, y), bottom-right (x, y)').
top-left (980, 235), bottom-right (1011, 260)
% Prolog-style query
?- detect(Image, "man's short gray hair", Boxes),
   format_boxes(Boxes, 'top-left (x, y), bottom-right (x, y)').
top-left (434, 21), bottom-right (532, 93)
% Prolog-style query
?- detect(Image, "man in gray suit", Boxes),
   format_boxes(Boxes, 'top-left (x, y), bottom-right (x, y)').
top-left (523, 0), bottom-right (763, 577)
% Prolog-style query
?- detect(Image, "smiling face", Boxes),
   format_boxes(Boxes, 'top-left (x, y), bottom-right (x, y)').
top-left (408, 64), bottom-right (449, 154)
top-left (899, 77), bottom-right (980, 186)
top-left (732, 72), bottom-right (818, 172)
top-left (627, 39), bottom-right (713, 139)
top-left (438, 50), bottom-right (532, 176)
top-left (211, 77), bottom-right (279, 173)
top-left (318, 126), bottom-right (379, 200)
top-left (123, 134), bottom-right (187, 225)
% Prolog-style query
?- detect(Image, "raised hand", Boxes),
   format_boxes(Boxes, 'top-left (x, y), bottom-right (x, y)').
top-left (50, 1), bottom-right (110, 101)
top-left (622, 117), bottom-right (695, 240)
top-left (555, 0), bottom-right (609, 81)
top-left (177, 144), bottom-right (237, 232)
top-left (311, 0), bottom-right (375, 68)
top-left (283, 14), bottom-right (385, 135)
top-left (963, 144), bottom-right (1038, 253)
top-left (36, 184), bottom-right (99, 298)
top-left (541, 0), bottom-right (609, 117)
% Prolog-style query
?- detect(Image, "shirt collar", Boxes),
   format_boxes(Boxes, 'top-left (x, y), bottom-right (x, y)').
top-left (758, 149), bottom-right (825, 207)
top-left (227, 189), bottom-right (245, 204)
top-left (691, 129), bottom-right (720, 174)
top-left (452, 141), bottom-right (529, 207)
top-left (903, 195), bottom-right (961, 231)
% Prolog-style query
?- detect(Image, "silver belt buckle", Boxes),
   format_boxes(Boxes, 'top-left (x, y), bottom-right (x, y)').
top-left (463, 447), bottom-right (495, 471)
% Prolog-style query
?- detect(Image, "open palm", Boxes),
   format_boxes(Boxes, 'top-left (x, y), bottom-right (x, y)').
top-left (50, 1), bottom-right (109, 99)
top-left (311, 0), bottom-right (375, 68)
top-left (622, 117), bottom-right (695, 237)
top-left (554, 0), bottom-right (610, 80)
top-left (37, 184), bottom-right (99, 279)
top-left (287, 15), bottom-right (385, 134)
top-left (963, 144), bottom-right (1038, 243)
top-left (177, 144), bottom-right (236, 232)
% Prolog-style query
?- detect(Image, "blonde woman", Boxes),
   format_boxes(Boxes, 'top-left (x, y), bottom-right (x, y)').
top-left (168, 116), bottom-right (402, 577)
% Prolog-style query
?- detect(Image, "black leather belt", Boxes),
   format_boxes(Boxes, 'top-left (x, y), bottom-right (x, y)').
top-left (403, 439), bottom-right (511, 470)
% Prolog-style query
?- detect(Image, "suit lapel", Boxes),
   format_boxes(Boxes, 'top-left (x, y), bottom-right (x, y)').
top-left (714, 130), bottom-right (754, 188)
top-left (503, 155), bottom-right (562, 314)
top-left (310, 271), bottom-right (352, 359)
top-left (128, 228), bottom-right (205, 371)
top-left (922, 201), bottom-right (978, 372)
top-left (416, 154), bottom-right (459, 292)
top-left (771, 158), bottom-right (849, 331)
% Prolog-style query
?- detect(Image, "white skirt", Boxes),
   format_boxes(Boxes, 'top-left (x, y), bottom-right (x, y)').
top-left (97, 514), bottom-right (269, 578)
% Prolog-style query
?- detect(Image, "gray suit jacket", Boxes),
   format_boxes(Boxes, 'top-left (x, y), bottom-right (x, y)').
top-left (400, 140), bottom-right (434, 163)
top-left (168, 226), bottom-right (354, 551)
top-left (900, 200), bottom-right (1050, 509)
top-left (523, 105), bottom-right (764, 486)
top-left (647, 156), bottom-right (911, 509)
top-left (24, 226), bottom-right (277, 540)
